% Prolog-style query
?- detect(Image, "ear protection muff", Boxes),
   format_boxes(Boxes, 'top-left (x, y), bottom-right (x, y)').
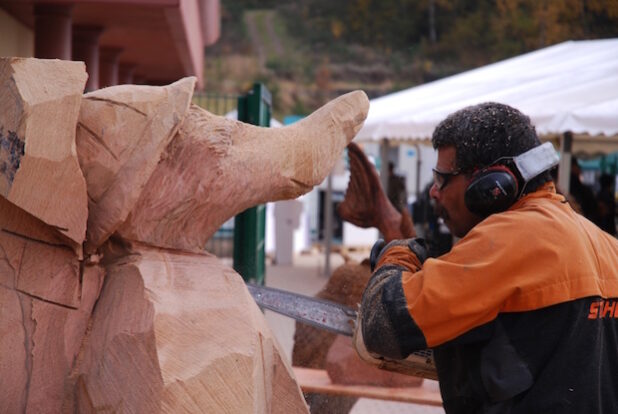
top-left (464, 165), bottom-right (519, 216)
top-left (462, 142), bottom-right (560, 217)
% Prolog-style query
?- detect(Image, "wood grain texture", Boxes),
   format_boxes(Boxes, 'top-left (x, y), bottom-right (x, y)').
top-left (76, 77), bottom-right (196, 252)
top-left (0, 58), bottom-right (88, 254)
top-left (325, 335), bottom-right (424, 387)
top-left (0, 231), bottom-right (104, 414)
top-left (73, 242), bottom-right (309, 413)
top-left (293, 367), bottom-right (442, 406)
top-left (117, 90), bottom-right (369, 251)
top-left (0, 62), bottom-right (373, 412)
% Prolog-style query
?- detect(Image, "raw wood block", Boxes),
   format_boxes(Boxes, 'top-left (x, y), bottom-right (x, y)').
top-left (117, 90), bottom-right (370, 251)
top-left (76, 77), bottom-right (196, 252)
top-left (293, 261), bottom-right (371, 369)
top-left (74, 242), bottom-right (309, 413)
top-left (325, 335), bottom-right (424, 387)
top-left (0, 231), bottom-right (104, 413)
top-left (292, 261), bottom-right (372, 414)
top-left (0, 57), bottom-right (88, 253)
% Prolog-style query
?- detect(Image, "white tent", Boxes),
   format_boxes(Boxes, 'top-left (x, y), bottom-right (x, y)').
top-left (354, 38), bottom-right (618, 192)
top-left (355, 38), bottom-right (618, 155)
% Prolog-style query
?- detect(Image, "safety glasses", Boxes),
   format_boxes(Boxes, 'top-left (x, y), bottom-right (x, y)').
top-left (432, 168), bottom-right (462, 191)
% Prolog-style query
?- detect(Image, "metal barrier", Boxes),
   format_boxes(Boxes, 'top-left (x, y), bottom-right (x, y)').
top-left (192, 92), bottom-right (238, 117)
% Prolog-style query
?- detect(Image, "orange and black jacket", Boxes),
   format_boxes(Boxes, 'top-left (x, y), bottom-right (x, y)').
top-left (360, 184), bottom-right (618, 413)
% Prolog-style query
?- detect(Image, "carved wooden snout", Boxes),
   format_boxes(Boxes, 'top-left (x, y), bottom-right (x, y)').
top-left (118, 90), bottom-right (370, 251)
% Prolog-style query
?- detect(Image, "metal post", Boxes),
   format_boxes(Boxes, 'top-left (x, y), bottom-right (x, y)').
top-left (558, 132), bottom-right (573, 194)
top-left (233, 83), bottom-right (271, 285)
top-left (323, 174), bottom-right (333, 277)
top-left (415, 143), bottom-right (422, 199)
top-left (379, 138), bottom-right (389, 196)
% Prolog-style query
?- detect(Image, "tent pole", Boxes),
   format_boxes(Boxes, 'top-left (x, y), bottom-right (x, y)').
top-left (558, 131), bottom-right (573, 194)
top-left (323, 173), bottom-right (333, 277)
top-left (415, 143), bottom-right (422, 199)
top-left (380, 138), bottom-right (389, 194)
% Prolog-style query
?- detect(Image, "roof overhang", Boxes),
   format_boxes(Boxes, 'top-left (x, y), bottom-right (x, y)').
top-left (0, 0), bottom-right (220, 88)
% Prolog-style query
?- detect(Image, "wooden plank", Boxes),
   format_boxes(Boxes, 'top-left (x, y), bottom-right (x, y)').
top-left (293, 367), bottom-right (443, 407)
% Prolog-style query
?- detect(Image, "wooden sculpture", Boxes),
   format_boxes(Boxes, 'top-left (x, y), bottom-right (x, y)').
top-left (337, 142), bottom-right (416, 241)
top-left (292, 141), bottom-right (417, 413)
top-left (0, 57), bottom-right (369, 413)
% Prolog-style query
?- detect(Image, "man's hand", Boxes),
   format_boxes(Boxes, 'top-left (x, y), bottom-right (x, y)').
top-left (354, 237), bottom-right (429, 365)
top-left (370, 238), bottom-right (428, 272)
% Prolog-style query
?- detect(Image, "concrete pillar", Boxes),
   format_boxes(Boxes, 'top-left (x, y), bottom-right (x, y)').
top-left (72, 26), bottom-right (103, 92)
top-left (118, 63), bottom-right (137, 85)
top-left (34, 3), bottom-right (73, 59)
top-left (99, 47), bottom-right (122, 88)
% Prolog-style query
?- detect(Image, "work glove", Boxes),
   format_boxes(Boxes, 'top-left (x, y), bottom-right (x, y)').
top-left (352, 308), bottom-right (383, 365)
top-left (369, 237), bottom-right (428, 272)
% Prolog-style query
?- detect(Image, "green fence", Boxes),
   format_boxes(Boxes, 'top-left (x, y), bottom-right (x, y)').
top-left (193, 84), bottom-right (271, 285)
top-left (233, 83), bottom-right (271, 285)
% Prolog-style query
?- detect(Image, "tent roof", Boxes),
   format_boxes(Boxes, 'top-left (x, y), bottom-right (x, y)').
top-left (355, 39), bottom-right (618, 153)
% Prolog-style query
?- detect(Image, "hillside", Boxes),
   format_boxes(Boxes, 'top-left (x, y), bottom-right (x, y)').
top-left (204, 0), bottom-right (618, 119)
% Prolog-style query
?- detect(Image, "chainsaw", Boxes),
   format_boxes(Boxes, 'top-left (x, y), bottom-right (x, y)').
top-left (247, 283), bottom-right (437, 380)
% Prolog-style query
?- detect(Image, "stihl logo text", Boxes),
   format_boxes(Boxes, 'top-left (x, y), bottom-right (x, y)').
top-left (588, 300), bottom-right (618, 319)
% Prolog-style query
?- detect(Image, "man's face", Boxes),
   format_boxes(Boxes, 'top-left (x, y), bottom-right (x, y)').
top-left (429, 146), bottom-right (483, 238)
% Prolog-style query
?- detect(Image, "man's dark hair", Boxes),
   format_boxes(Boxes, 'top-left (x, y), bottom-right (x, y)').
top-left (432, 102), bottom-right (552, 193)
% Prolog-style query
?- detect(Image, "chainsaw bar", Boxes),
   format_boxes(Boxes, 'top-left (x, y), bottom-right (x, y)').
top-left (247, 283), bottom-right (438, 380)
top-left (247, 283), bottom-right (358, 336)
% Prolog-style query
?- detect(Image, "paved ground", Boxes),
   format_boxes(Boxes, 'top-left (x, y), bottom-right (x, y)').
top-left (262, 250), bottom-right (446, 414)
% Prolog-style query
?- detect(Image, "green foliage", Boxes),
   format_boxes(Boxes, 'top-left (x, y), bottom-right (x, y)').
top-left (275, 0), bottom-right (617, 64)
top-left (209, 0), bottom-right (618, 116)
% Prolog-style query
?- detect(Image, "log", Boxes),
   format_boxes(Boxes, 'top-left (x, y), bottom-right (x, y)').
top-left (76, 77), bottom-right (196, 252)
top-left (117, 90), bottom-right (369, 251)
top-left (325, 335), bottom-right (423, 387)
top-left (72, 241), bottom-right (309, 413)
top-left (0, 57), bottom-right (88, 254)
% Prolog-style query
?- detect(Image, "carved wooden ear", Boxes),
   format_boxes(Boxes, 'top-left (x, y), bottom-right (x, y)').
top-left (116, 91), bottom-right (370, 252)
top-left (75, 77), bottom-right (196, 253)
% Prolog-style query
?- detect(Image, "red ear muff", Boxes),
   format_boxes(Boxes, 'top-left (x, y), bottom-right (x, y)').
top-left (464, 165), bottom-right (519, 216)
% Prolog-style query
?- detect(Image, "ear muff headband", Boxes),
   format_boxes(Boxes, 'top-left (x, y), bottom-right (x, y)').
top-left (462, 143), bottom-right (559, 217)
top-left (465, 165), bottom-right (519, 216)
